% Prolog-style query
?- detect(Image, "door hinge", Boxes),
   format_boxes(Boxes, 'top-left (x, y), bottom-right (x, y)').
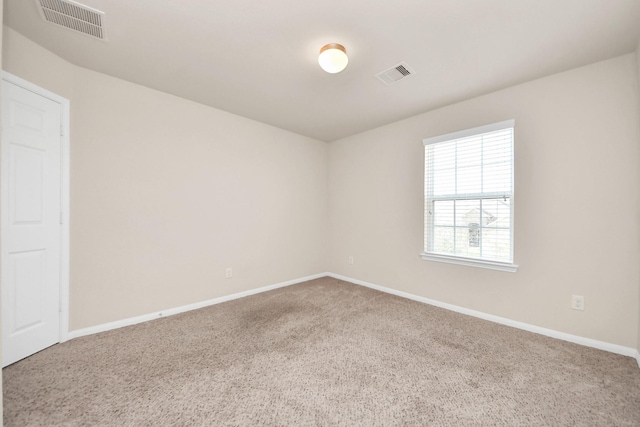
top-left (60, 211), bottom-right (63, 225)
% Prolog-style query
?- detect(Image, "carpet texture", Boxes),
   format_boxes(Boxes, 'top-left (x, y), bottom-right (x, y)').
top-left (4, 277), bottom-right (640, 426)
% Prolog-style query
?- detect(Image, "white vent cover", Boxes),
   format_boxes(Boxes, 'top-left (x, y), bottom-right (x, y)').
top-left (35, 0), bottom-right (107, 40)
top-left (375, 62), bottom-right (416, 85)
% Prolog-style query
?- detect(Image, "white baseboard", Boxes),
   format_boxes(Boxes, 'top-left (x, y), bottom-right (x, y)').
top-left (67, 273), bottom-right (327, 340)
top-left (66, 271), bottom-right (640, 367)
top-left (327, 273), bottom-right (639, 359)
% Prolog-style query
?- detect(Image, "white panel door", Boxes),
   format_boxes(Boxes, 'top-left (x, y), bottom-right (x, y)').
top-left (2, 80), bottom-right (62, 366)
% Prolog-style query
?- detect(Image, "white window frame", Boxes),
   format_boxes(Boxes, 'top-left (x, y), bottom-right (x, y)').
top-left (421, 120), bottom-right (518, 273)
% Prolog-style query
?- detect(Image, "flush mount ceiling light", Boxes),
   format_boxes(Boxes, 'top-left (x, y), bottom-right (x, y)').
top-left (318, 43), bottom-right (348, 73)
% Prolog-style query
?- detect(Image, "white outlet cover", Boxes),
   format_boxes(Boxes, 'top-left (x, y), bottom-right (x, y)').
top-left (571, 295), bottom-right (584, 310)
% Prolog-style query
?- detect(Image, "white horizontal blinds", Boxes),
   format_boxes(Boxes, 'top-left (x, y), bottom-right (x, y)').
top-left (424, 122), bottom-right (514, 262)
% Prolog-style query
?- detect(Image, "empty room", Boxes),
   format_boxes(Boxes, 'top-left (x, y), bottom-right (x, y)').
top-left (1, 0), bottom-right (640, 425)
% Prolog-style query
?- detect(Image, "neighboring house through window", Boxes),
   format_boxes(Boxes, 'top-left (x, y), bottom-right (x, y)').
top-left (422, 120), bottom-right (518, 272)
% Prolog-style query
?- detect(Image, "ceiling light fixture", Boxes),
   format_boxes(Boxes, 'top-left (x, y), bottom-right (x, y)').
top-left (318, 43), bottom-right (348, 74)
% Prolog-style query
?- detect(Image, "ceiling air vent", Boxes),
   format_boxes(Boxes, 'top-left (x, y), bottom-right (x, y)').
top-left (35, 0), bottom-right (107, 41)
top-left (375, 62), bottom-right (416, 85)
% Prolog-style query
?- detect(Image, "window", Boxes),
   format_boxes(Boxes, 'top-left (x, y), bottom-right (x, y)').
top-left (422, 120), bottom-right (517, 272)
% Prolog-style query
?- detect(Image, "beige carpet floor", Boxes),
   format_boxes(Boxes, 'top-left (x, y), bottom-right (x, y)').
top-left (4, 277), bottom-right (640, 426)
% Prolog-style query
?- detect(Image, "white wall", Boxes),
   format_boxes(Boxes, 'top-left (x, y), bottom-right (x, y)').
top-left (328, 54), bottom-right (640, 349)
top-left (3, 27), bottom-right (328, 330)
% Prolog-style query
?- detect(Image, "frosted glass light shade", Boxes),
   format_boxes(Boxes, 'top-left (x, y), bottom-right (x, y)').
top-left (318, 43), bottom-right (348, 73)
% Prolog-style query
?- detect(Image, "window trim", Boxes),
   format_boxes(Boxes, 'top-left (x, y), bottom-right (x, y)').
top-left (422, 120), bottom-right (518, 272)
top-left (422, 119), bottom-right (515, 146)
top-left (420, 252), bottom-right (519, 272)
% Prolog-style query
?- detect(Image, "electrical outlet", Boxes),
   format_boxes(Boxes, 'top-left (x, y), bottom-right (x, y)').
top-left (225, 267), bottom-right (233, 278)
top-left (348, 256), bottom-right (354, 265)
top-left (571, 295), bottom-right (584, 311)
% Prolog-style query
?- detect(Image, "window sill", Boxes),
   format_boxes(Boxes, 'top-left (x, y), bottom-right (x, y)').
top-left (420, 252), bottom-right (518, 273)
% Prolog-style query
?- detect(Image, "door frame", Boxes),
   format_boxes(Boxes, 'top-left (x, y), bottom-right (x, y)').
top-left (1, 71), bottom-right (70, 343)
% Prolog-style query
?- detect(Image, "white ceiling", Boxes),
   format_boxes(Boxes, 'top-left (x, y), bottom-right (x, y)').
top-left (4, 0), bottom-right (640, 142)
